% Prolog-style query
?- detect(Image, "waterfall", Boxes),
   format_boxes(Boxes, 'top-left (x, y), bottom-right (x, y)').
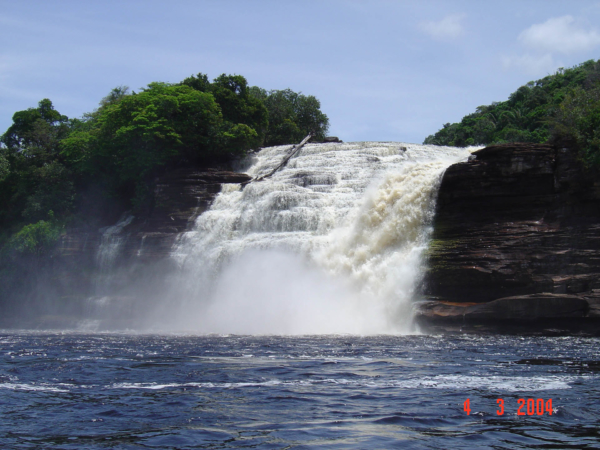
top-left (162, 142), bottom-right (472, 334)
top-left (84, 213), bottom-right (135, 327)
top-left (96, 214), bottom-right (135, 275)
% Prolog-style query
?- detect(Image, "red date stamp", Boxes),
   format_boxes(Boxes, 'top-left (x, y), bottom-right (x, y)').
top-left (464, 398), bottom-right (553, 416)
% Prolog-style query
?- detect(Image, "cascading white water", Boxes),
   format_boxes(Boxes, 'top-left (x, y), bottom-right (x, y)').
top-left (168, 142), bottom-right (472, 334)
top-left (85, 214), bottom-right (135, 324)
top-left (96, 214), bottom-right (135, 274)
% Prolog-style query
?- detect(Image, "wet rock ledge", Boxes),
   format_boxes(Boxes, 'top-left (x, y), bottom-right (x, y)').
top-left (417, 143), bottom-right (600, 335)
top-left (44, 167), bottom-right (251, 316)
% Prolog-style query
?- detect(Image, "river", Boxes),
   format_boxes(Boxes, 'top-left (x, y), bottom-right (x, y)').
top-left (1, 332), bottom-right (598, 449)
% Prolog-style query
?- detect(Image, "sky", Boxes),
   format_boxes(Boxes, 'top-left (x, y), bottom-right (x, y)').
top-left (2, 0), bottom-right (600, 144)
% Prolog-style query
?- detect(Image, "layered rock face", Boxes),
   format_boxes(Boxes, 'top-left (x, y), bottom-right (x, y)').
top-left (126, 168), bottom-right (251, 260)
top-left (57, 167), bottom-right (250, 260)
top-left (6, 168), bottom-right (250, 325)
top-left (417, 143), bottom-right (600, 333)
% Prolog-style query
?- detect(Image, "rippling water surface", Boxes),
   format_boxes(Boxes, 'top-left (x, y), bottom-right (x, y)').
top-left (1, 332), bottom-right (600, 449)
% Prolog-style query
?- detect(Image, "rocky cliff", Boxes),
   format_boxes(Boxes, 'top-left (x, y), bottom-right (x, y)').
top-left (417, 143), bottom-right (600, 334)
top-left (2, 167), bottom-right (250, 326)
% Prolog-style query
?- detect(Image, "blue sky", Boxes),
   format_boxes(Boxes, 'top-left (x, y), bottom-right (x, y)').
top-left (2, 0), bottom-right (600, 144)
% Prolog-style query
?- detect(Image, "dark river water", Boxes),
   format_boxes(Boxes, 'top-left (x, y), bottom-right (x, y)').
top-left (1, 332), bottom-right (600, 449)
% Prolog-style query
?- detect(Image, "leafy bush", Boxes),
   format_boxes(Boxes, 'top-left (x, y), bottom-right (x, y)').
top-left (8, 216), bottom-right (63, 256)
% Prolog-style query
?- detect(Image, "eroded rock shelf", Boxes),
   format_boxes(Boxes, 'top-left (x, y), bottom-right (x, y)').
top-left (417, 143), bottom-right (600, 334)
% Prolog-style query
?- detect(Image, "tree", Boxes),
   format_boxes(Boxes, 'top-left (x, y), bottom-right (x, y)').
top-left (21, 162), bottom-right (74, 222)
top-left (1, 99), bottom-right (68, 150)
top-left (99, 85), bottom-right (130, 107)
top-left (0, 151), bottom-right (9, 182)
top-left (59, 82), bottom-right (265, 210)
top-left (183, 74), bottom-right (329, 147)
top-left (0, 100), bottom-right (73, 228)
top-left (550, 85), bottom-right (600, 167)
top-left (423, 60), bottom-right (600, 147)
top-left (8, 216), bottom-right (63, 257)
top-left (255, 88), bottom-right (329, 145)
top-left (183, 73), bottom-right (268, 149)
top-left (181, 73), bottom-right (211, 93)
top-left (61, 83), bottom-right (225, 208)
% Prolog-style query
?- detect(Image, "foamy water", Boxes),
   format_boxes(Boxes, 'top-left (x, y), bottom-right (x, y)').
top-left (1, 332), bottom-right (597, 449)
top-left (167, 142), bottom-right (473, 334)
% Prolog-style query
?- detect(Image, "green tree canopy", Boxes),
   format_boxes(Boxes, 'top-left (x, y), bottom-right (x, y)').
top-left (0, 72), bottom-right (332, 309)
top-left (183, 74), bottom-right (329, 147)
top-left (549, 85), bottom-right (600, 167)
top-left (0, 72), bottom-right (331, 232)
top-left (182, 73), bottom-right (268, 149)
top-left (7, 217), bottom-right (63, 256)
top-left (0, 100), bottom-right (74, 228)
top-left (424, 60), bottom-right (600, 147)
top-left (61, 82), bottom-right (229, 208)
top-left (250, 88), bottom-right (330, 146)
top-left (0, 151), bottom-right (8, 182)
top-left (1, 99), bottom-right (69, 150)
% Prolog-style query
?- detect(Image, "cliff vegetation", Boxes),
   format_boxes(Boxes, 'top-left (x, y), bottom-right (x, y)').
top-left (0, 74), bottom-right (329, 255)
top-left (424, 59), bottom-right (600, 169)
top-left (0, 74), bottom-right (329, 313)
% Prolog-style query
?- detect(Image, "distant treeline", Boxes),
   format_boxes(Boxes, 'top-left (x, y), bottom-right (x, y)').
top-left (424, 59), bottom-right (600, 167)
top-left (0, 74), bottom-right (329, 256)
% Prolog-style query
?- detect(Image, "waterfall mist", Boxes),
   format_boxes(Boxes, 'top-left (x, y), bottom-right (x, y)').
top-left (14, 142), bottom-right (474, 333)
top-left (149, 142), bottom-right (473, 334)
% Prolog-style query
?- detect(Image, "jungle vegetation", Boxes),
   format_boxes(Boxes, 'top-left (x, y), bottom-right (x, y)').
top-left (0, 74), bottom-right (329, 256)
top-left (424, 59), bottom-right (600, 169)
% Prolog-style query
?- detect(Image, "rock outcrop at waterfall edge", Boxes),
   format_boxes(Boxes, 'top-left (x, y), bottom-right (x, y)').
top-left (417, 143), bottom-right (600, 335)
top-left (0, 168), bottom-right (251, 327)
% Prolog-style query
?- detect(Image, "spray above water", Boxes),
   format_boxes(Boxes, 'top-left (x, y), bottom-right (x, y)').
top-left (168, 142), bottom-right (472, 334)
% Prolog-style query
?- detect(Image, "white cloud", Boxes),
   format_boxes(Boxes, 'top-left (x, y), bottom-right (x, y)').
top-left (501, 53), bottom-right (557, 76)
top-left (420, 14), bottom-right (466, 40)
top-left (519, 16), bottom-right (600, 54)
